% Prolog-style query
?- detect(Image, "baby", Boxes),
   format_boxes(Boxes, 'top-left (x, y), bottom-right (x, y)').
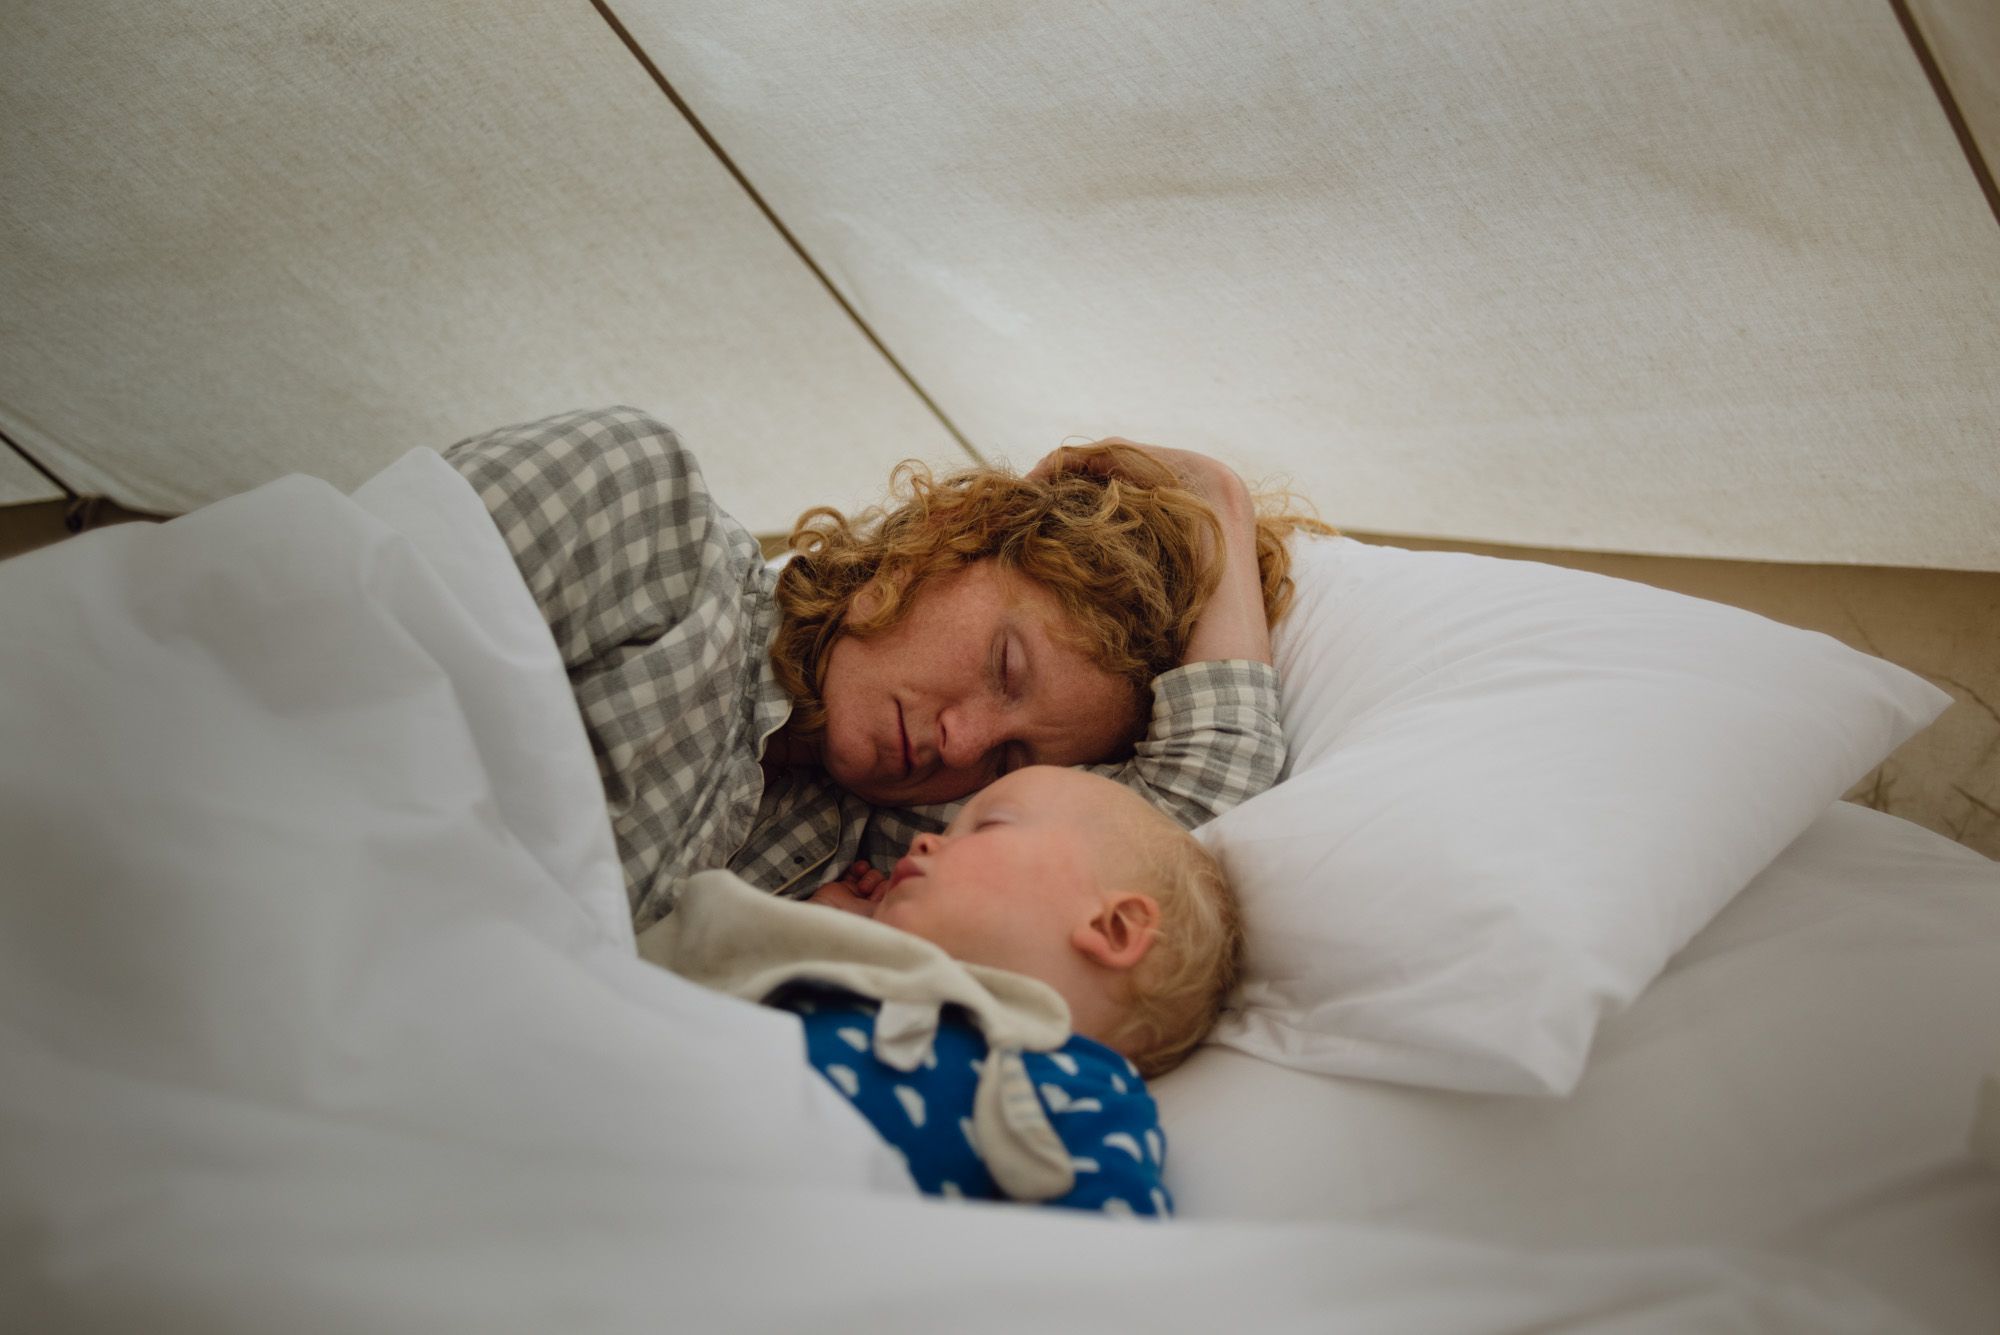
top-left (641, 763), bottom-right (1240, 1216)
top-left (791, 764), bottom-right (1242, 1215)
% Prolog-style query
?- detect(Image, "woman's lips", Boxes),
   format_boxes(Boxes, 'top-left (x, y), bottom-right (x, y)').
top-left (896, 702), bottom-right (912, 778)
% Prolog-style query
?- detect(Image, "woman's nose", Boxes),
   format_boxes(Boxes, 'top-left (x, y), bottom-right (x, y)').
top-left (937, 700), bottom-right (1001, 771)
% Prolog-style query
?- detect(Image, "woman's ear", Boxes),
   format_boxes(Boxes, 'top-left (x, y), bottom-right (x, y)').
top-left (1072, 892), bottom-right (1160, 972)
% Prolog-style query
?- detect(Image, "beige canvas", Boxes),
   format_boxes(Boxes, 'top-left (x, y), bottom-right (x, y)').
top-left (0, 448), bottom-right (61, 507)
top-left (617, 0), bottom-right (2000, 569)
top-left (0, 1), bottom-right (962, 532)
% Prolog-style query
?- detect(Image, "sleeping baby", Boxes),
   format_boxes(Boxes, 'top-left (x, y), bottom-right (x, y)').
top-left (636, 765), bottom-right (1241, 1217)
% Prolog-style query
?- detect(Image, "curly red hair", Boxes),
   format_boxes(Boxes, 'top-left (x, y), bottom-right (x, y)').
top-left (770, 443), bottom-right (1332, 738)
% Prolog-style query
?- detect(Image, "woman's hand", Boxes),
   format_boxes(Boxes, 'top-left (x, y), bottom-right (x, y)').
top-left (1029, 437), bottom-right (1272, 666)
top-left (806, 860), bottom-right (888, 917)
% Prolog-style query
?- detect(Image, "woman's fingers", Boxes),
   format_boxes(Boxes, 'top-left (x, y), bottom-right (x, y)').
top-left (1026, 443), bottom-right (1112, 481)
top-left (1024, 434), bottom-right (1270, 662)
top-left (1028, 440), bottom-right (1161, 473)
top-left (1028, 438), bottom-right (1242, 506)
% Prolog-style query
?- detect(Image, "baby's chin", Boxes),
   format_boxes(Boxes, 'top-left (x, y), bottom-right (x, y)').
top-left (871, 900), bottom-right (954, 949)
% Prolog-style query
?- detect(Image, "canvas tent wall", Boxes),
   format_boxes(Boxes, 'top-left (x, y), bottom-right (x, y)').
top-left (2, 1), bottom-right (1995, 842)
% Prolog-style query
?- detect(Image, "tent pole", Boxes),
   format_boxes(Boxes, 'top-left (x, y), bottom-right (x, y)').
top-left (1888, 0), bottom-right (2000, 230)
top-left (587, 0), bottom-right (989, 469)
top-left (0, 425), bottom-right (78, 503)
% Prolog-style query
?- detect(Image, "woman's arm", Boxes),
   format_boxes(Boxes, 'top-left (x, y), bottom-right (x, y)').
top-left (1028, 438), bottom-right (1272, 667)
top-left (1027, 439), bottom-right (1285, 829)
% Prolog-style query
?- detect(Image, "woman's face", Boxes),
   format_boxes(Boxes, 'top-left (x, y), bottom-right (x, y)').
top-left (816, 561), bottom-right (1143, 807)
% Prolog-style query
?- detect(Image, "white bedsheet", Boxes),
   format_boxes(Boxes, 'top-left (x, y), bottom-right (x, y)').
top-left (1158, 801), bottom-right (2000, 1333)
top-left (0, 451), bottom-right (1940, 1332)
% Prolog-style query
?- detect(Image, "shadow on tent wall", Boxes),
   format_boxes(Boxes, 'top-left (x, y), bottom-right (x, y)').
top-left (0, 498), bottom-right (167, 564)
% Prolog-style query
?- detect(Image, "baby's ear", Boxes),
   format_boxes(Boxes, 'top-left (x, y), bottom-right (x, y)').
top-left (1072, 892), bottom-right (1159, 972)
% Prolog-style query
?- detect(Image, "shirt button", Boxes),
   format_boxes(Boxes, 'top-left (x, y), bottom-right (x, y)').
top-left (792, 856), bottom-right (805, 865)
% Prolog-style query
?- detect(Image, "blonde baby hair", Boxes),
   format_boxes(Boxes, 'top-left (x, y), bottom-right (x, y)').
top-left (1108, 802), bottom-right (1244, 1080)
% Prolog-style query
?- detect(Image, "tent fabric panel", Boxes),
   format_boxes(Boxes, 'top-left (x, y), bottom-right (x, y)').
top-left (0, 1), bottom-right (961, 533)
top-left (617, 0), bottom-right (2000, 569)
top-left (0, 446), bottom-right (63, 507)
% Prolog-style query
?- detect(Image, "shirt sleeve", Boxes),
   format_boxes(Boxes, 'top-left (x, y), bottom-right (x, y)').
top-left (1022, 1045), bottom-right (1174, 1218)
top-left (440, 404), bottom-right (766, 675)
top-left (442, 406), bottom-right (791, 929)
top-left (1088, 658), bottom-right (1285, 830)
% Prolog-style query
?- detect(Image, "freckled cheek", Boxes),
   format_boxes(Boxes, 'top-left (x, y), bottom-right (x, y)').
top-left (820, 640), bottom-right (880, 737)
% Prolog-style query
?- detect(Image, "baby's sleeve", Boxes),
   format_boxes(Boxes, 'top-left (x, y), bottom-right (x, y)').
top-left (1020, 1043), bottom-right (1174, 1218)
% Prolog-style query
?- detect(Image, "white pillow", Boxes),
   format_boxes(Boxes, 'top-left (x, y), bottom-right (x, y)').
top-left (1198, 537), bottom-right (1950, 1097)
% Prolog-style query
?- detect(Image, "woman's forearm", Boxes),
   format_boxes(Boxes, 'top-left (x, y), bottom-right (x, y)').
top-left (1180, 471), bottom-right (1272, 667)
top-left (1024, 435), bottom-right (1274, 666)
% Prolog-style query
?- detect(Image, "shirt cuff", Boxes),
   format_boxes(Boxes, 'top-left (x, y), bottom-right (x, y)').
top-left (1148, 658), bottom-right (1281, 720)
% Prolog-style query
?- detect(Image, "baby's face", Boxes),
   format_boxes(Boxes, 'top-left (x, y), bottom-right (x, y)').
top-left (866, 766), bottom-right (1132, 976)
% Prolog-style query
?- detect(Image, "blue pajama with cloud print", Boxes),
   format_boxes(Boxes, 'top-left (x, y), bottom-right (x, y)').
top-left (786, 991), bottom-right (1172, 1216)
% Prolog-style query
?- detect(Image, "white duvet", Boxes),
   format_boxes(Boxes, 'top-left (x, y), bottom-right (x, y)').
top-left (0, 451), bottom-right (1931, 1332)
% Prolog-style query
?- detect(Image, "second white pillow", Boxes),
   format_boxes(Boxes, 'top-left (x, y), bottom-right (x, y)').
top-left (1198, 537), bottom-right (1949, 1096)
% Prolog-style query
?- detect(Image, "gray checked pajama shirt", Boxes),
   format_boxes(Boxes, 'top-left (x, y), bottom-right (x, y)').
top-left (444, 406), bottom-right (1285, 931)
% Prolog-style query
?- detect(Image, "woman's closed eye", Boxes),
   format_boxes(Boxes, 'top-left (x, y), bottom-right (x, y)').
top-left (998, 636), bottom-right (1024, 697)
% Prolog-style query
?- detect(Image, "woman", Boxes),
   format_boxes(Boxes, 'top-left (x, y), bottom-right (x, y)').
top-left (446, 406), bottom-right (1326, 930)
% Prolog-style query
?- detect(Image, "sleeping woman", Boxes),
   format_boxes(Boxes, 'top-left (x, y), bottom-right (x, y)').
top-left (443, 406), bottom-right (1329, 929)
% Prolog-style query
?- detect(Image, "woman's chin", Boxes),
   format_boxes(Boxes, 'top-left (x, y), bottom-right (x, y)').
top-left (822, 750), bottom-right (898, 805)
top-left (833, 766), bottom-right (975, 809)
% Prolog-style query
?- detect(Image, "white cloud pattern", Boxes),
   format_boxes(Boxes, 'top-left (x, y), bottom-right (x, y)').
top-left (1039, 1083), bottom-right (1102, 1114)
